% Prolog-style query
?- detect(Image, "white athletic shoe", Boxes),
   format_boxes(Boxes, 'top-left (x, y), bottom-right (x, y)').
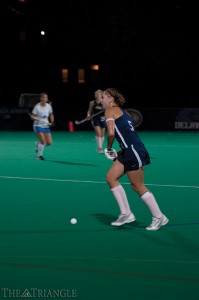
top-left (111, 212), bottom-right (136, 226)
top-left (146, 215), bottom-right (169, 231)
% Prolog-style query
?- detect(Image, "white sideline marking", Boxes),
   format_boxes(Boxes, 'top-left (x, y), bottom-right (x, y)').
top-left (0, 175), bottom-right (199, 189)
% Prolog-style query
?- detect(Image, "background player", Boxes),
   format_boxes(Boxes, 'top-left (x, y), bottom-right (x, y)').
top-left (86, 90), bottom-right (106, 153)
top-left (31, 92), bottom-right (54, 160)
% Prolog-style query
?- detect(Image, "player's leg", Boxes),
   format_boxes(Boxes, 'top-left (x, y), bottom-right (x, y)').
top-left (35, 141), bottom-right (39, 152)
top-left (44, 132), bottom-right (52, 146)
top-left (127, 168), bottom-right (169, 230)
top-left (106, 160), bottom-right (136, 226)
top-left (36, 132), bottom-right (46, 160)
top-left (94, 125), bottom-right (103, 153)
top-left (100, 126), bottom-right (106, 150)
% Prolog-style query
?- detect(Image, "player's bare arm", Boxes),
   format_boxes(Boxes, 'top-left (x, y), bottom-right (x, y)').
top-left (105, 108), bottom-right (115, 149)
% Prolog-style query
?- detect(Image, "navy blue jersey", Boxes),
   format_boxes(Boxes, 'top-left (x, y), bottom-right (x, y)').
top-left (93, 101), bottom-right (105, 121)
top-left (114, 109), bottom-right (143, 148)
top-left (114, 109), bottom-right (150, 171)
top-left (91, 101), bottom-right (106, 128)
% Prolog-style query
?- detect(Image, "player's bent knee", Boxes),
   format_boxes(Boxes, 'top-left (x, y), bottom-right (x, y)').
top-left (106, 174), bottom-right (111, 185)
top-left (106, 174), bottom-right (116, 187)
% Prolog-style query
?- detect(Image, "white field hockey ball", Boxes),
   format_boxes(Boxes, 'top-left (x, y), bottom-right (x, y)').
top-left (70, 218), bottom-right (77, 224)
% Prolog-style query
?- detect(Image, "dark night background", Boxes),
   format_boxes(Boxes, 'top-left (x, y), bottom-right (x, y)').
top-left (1, 0), bottom-right (199, 118)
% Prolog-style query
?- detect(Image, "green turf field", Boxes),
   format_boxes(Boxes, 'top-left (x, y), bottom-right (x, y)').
top-left (0, 130), bottom-right (199, 300)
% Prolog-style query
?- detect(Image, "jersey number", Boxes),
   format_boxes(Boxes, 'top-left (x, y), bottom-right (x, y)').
top-left (128, 121), bottom-right (134, 131)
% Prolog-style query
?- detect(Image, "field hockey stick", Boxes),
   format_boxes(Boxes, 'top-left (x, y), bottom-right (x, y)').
top-left (28, 113), bottom-right (55, 127)
top-left (75, 110), bottom-right (104, 125)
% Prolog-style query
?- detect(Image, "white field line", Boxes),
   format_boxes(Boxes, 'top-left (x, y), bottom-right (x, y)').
top-left (0, 175), bottom-right (199, 189)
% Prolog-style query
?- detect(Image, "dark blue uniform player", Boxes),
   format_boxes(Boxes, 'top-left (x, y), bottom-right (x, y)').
top-left (114, 108), bottom-right (150, 171)
top-left (86, 90), bottom-right (106, 153)
top-left (102, 88), bottom-right (169, 231)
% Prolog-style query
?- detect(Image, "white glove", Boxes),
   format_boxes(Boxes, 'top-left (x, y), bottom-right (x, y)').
top-left (104, 148), bottom-right (118, 160)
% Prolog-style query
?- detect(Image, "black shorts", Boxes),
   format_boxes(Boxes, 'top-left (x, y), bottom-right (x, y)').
top-left (92, 118), bottom-right (106, 128)
top-left (117, 145), bottom-right (150, 172)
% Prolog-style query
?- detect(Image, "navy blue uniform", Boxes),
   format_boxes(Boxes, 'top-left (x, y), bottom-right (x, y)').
top-left (91, 101), bottom-right (106, 128)
top-left (114, 109), bottom-right (150, 171)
